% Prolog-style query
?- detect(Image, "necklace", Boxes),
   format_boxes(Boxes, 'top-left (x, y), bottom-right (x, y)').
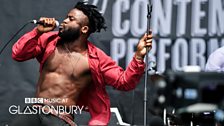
top-left (64, 43), bottom-right (81, 76)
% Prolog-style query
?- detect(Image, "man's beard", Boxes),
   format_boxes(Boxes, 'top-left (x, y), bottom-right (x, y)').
top-left (59, 27), bottom-right (80, 42)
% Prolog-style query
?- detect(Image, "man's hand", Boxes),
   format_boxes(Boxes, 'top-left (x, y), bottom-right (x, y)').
top-left (37, 17), bottom-right (57, 33)
top-left (135, 32), bottom-right (153, 61)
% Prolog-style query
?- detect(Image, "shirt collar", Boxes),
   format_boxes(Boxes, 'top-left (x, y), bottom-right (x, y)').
top-left (87, 41), bottom-right (98, 58)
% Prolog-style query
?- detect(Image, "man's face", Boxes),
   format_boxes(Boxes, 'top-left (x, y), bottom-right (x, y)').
top-left (59, 9), bottom-right (89, 41)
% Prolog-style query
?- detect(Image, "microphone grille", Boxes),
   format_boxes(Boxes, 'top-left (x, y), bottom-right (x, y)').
top-left (31, 20), bottom-right (37, 24)
top-left (55, 20), bottom-right (59, 27)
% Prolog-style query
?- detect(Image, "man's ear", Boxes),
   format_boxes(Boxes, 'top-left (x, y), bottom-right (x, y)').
top-left (81, 26), bottom-right (89, 34)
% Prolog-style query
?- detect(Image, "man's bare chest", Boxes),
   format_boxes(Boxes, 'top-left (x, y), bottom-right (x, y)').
top-left (43, 47), bottom-right (90, 78)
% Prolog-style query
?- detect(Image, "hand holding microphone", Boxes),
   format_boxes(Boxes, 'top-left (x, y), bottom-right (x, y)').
top-left (0, 17), bottom-right (59, 55)
top-left (32, 17), bottom-right (59, 33)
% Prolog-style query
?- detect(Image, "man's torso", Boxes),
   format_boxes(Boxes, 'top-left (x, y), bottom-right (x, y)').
top-left (36, 43), bottom-right (92, 106)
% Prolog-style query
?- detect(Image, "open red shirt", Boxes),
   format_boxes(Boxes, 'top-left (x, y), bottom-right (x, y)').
top-left (12, 28), bottom-right (145, 125)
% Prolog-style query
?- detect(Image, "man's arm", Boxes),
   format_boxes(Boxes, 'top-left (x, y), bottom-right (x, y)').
top-left (12, 28), bottom-right (43, 61)
top-left (99, 33), bottom-right (152, 91)
top-left (99, 53), bottom-right (145, 91)
top-left (12, 17), bottom-right (57, 61)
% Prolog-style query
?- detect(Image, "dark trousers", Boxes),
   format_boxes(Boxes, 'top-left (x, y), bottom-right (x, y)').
top-left (10, 113), bottom-right (71, 126)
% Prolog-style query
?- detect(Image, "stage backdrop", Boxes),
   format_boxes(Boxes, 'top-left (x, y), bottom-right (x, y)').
top-left (0, 0), bottom-right (223, 125)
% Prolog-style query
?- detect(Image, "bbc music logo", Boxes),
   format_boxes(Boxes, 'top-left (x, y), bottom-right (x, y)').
top-left (25, 98), bottom-right (68, 104)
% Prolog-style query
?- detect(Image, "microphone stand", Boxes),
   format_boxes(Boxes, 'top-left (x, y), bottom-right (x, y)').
top-left (143, 3), bottom-right (152, 126)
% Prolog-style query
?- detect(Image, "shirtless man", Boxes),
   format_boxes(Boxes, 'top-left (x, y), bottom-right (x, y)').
top-left (11, 1), bottom-right (152, 126)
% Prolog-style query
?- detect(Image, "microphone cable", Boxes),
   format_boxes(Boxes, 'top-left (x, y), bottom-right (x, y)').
top-left (0, 20), bottom-right (33, 56)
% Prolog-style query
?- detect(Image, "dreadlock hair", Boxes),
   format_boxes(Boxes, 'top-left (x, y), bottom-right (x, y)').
top-left (74, 1), bottom-right (107, 34)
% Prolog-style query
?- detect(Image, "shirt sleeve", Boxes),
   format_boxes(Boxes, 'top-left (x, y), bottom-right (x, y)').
top-left (12, 28), bottom-right (43, 61)
top-left (205, 49), bottom-right (224, 72)
top-left (98, 50), bottom-right (145, 91)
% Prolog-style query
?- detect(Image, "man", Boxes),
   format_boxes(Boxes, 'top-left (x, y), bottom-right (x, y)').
top-left (205, 46), bottom-right (224, 72)
top-left (11, 1), bottom-right (153, 126)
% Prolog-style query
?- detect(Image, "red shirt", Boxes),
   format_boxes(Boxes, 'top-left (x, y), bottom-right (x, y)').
top-left (12, 28), bottom-right (145, 125)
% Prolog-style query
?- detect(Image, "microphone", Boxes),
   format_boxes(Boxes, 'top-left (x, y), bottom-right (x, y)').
top-left (31, 20), bottom-right (59, 27)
